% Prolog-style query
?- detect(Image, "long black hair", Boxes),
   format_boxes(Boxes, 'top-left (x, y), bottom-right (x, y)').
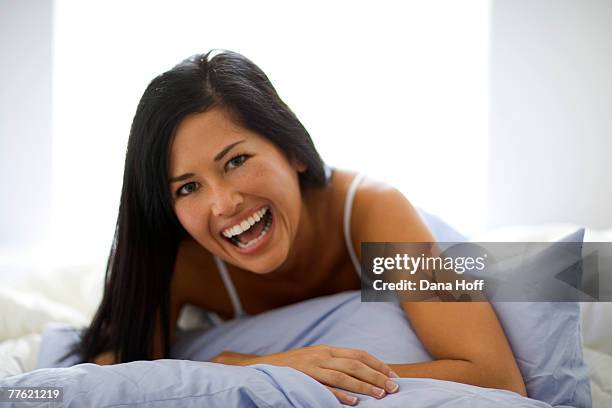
top-left (78, 49), bottom-right (329, 363)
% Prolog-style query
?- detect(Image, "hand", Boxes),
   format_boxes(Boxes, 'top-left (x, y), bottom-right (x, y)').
top-left (239, 345), bottom-right (400, 406)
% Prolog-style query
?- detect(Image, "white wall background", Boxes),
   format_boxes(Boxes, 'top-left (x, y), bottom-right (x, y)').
top-left (6, 0), bottom-right (610, 273)
top-left (488, 0), bottom-right (612, 229)
top-left (0, 0), bottom-right (52, 250)
top-left (46, 0), bottom-right (489, 266)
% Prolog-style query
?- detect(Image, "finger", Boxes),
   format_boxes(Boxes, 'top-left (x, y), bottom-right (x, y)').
top-left (331, 348), bottom-right (396, 378)
top-left (317, 368), bottom-right (386, 399)
top-left (325, 386), bottom-right (359, 406)
top-left (322, 357), bottom-right (399, 395)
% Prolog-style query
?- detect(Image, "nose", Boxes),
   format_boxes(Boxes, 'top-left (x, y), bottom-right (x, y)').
top-left (210, 181), bottom-right (243, 217)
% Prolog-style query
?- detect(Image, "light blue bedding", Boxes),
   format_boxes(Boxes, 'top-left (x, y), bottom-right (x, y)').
top-left (2, 291), bottom-right (573, 407)
top-left (3, 359), bottom-right (552, 407)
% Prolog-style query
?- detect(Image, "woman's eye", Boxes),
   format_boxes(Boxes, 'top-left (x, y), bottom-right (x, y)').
top-left (176, 182), bottom-right (198, 197)
top-left (226, 154), bottom-right (249, 170)
top-left (175, 155), bottom-right (249, 197)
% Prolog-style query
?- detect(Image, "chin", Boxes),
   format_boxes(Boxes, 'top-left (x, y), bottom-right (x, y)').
top-left (248, 267), bottom-right (275, 275)
top-left (243, 250), bottom-right (288, 275)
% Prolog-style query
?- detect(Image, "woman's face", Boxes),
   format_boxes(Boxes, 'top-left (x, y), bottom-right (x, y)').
top-left (168, 107), bottom-right (306, 274)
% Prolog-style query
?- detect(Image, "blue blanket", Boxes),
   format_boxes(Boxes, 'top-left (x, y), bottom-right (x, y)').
top-left (1, 291), bottom-right (567, 407)
top-left (3, 360), bottom-right (550, 407)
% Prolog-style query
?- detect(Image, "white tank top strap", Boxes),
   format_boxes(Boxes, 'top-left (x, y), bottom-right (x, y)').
top-left (213, 255), bottom-right (246, 318)
top-left (344, 172), bottom-right (366, 278)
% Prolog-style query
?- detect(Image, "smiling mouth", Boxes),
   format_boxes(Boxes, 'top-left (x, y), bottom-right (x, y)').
top-left (223, 208), bottom-right (273, 249)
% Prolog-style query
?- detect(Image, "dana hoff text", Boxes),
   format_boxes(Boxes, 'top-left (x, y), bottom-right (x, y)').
top-left (372, 279), bottom-right (485, 292)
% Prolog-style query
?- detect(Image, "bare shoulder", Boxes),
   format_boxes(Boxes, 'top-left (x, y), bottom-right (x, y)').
top-left (347, 173), bottom-right (435, 259)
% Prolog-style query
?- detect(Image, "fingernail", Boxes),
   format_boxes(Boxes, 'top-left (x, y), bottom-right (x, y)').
top-left (385, 380), bottom-right (399, 393)
top-left (389, 370), bottom-right (400, 378)
top-left (346, 395), bottom-right (358, 405)
top-left (371, 386), bottom-right (386, 398)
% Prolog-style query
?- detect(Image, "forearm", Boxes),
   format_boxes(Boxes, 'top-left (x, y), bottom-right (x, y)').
top-left (211, 351), bottom-right (527, 397)
top-left (210, 351), bottom-right (259, 365)
top-left (389, 360), bottom-right (527, 397)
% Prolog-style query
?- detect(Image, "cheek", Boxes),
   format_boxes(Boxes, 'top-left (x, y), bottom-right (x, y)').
top-left (250, 161), bottom-right (299, 202)
top-left (175, 202), bottom-right (207, 237)
top-left (239, 162), bottom-right (279, 196)
top-left (242, 159), bottom-right (301, 235)
top-left (248, 157), bottom-right (297, 187)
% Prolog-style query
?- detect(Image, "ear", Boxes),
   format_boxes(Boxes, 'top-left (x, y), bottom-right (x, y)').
top-left (291, 157), bottom-right (307, 173)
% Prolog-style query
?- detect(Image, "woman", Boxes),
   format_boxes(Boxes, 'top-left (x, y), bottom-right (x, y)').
top-left (80, 49), bottom-right (527, 405)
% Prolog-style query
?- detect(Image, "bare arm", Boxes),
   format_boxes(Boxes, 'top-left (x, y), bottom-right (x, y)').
top-left (210, 351), bottom-right (257, 365)
top-left (93, 351), bottom-right (117, 365)
top-left (351, 185), bottom-right (527, 397)
top-left (390, 302), bottom-right (527, 396)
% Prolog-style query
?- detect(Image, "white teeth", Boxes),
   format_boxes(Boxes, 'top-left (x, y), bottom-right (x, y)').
top-left (235, 214), bottom-right (272, 249)
top-left (222, 206), bottom-right (269, 238)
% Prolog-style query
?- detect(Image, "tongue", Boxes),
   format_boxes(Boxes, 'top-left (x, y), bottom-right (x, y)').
top-left (236, 217), bottom-right (265, 244)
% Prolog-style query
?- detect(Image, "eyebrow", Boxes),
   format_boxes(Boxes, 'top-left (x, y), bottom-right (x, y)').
top-left (168, 139), bottom-right (246, 183)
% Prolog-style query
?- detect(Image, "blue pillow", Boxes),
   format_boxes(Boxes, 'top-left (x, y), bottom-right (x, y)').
top-left (411, 215), bottom-right (590, 408)
top-left (484, 228), bottom-right (590, 408)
